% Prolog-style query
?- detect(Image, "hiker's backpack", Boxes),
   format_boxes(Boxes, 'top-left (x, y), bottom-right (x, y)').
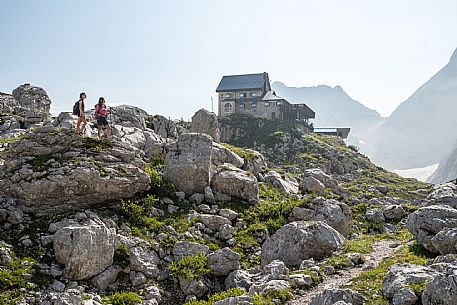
top-left (94, 104), bottom-right (100, 118)
top-left (72, 101), bottom-right (80, 115)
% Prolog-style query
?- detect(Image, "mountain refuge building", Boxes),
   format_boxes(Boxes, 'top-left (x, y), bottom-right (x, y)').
top-left (216, 72), bottom-right (315, 132)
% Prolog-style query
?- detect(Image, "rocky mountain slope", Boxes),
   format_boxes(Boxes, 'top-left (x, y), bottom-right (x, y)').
top-left (428, 139), bottom-right (457, 183)
top-left (1, 84), bottom-right (456, 305)
top-left (271, 82), bottom-right (383, 152)
top-left (371, 47), bottom-right (457, 170)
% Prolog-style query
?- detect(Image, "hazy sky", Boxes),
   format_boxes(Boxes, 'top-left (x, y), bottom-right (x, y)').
top-left (1, 0), bottom-right (457, 119)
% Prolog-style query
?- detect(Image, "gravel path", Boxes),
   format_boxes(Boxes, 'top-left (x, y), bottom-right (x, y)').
top-left (288, 239), bottom-right (401, 305)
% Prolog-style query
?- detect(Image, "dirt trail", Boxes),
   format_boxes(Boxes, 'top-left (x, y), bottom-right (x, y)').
top-left (288, 240), bottom-right (400, 305)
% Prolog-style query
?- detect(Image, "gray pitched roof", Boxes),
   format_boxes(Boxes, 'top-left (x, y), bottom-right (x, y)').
top-left (216, 73), bottom-right (269, 92)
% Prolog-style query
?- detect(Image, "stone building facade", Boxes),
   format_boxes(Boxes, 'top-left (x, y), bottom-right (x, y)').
top-left (216, 73), bottom-right (315, 128)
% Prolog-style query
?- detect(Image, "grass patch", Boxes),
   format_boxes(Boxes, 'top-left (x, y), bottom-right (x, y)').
top-left (184, 288), bottom-right (245, 305)
top-left (113, 244), bottom-right (131, 268)
top-left (169, 252), bottom-right (209, 280)
top-left (102, 291), bottom-right (142, 305)
top-left (221, 143), bottom-right (257, 161)
top-left (252, 289), bottom-right (293, 305)
top-left (0, 137), bottom-right (21, 144)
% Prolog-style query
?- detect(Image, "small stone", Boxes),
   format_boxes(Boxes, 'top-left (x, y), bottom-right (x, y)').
top-left (51, 280), bottom-right (65, 292)
top-left (130, 271), bottom-right (147, 286)
top-left (219, 209), bottom-right (239, 221)
top-left (198, 204), bottom-right (211, 213)
top-left (167, 204), bottom-right (179, 214)
top-left (162, 197), bottom-right (174, 205)
top-left (175, 191), bottom-right (186, 200)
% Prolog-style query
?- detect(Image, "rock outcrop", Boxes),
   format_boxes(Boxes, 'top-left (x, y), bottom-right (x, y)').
top-left (0, 126), bottom-right (150, 214)
top-left (289, 198), bottom-right (352, 236)
top-left (407, 204), bottom-right (457, 254)
top-left (53, 222), bottom-right (116, 280)
top-left (211, 164), bottom-right (259, 203)
top-left (164, 133), bottom-right (213, 195)
top-left (164, 133), bottom-right (259, 201)
top-left (261, 221), bottom-right (344, 267)
top-left (190, 108), bottom-right (220, 142)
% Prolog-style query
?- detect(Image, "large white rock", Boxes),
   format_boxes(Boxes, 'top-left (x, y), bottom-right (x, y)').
top-left (53, 223), bottom-right (116, 280)
top-left (211, 164), bottom-right (259, 203)
top-left (190, 108), bottom-right (220, 142)
top-left (289, 198), bottom-right (352, 237)
top-left (164, 133), bottom-right (213, 195)
top-left (407, 205), bottom-right (457, 253)
top-left (261, 221), bottom-right (344, 267)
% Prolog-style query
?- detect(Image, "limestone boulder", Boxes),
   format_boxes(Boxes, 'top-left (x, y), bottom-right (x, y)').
top-left (302, 176), bottom-right (326, 195)
top-left (241, 149), bottom-right (267, 177)
top-left (12, 84), bottom-right (51, 125)
top-left (53, 223), bottom-right (116, 280)
top-left (225, 270), bottom-right (254, 290)
top-left (129, 245), bottom-right (161, 278)
top-left (261, 221), bottom-right (344, 267)
top-left (422, 273), bottom-right (457, 305)
top-left (110, 105), bottom-right (150, 129)
top-left (150, 114), bottom-right (179, 139)
top-left (0, 92), bottom-right (18, 114)
top-left (289, 198), bottom-right (352, 236)
top-left (309, 288), bottom-right (366, 305)
top-left (212, 143), bottom-right (244, 168)
top-left (382, 263), bottom-right (439, 299)
top-left (406, 205), bottom-right (457, 253)
top-left (207, 247), bottom-right (240, 276)
top-left (190, 108), bottom-right (220, 142)
top-left (211, 164), bottom-right (259, 203)
top-left (304, 168), bottom-right (338, 189)
top-left (164, 133), bottom-right (213, 195)
top-left (425, 182), bottom-right (457, 208)
top-left (264, 171), bottom-right (299, 194)
top-left (0, 127), bottom-right (150, 214)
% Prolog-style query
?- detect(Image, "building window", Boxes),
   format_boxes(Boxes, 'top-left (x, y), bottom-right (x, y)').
top-left (240, 93), bottom-right (247, 98)
top-left (277, 101), bottom-right (282, 106)
top-left (240, 103), bottom-right (245, 109)
top-left (225, 93), bottom-right (232, 99)
top-left (251, 92), bottom-right (257, 97)
top-left (264, 102), bottom-right (270, 107)
top-left (251, 102), bottom-right (257, 108)
top-left (224, 102), bottom-right (233, 113)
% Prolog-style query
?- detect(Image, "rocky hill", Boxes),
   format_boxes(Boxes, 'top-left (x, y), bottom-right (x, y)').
top-left (1, 84), bottom-right (456, 305)
top-left (428, 139), bottom-right (457, 183)
top-left (271, 82), bottom-right (383, 152)
top-left (371, 47), bottom-right (457, 170)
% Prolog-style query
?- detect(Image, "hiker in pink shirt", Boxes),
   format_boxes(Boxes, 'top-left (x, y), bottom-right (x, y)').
top-left (95, 97), bottom-right (111, 139)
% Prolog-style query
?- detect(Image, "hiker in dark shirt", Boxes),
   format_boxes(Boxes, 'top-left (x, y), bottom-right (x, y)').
top-left (75, 92), bottom-right (87, 134)
top-left (95, 97), bottom-right (111, 139)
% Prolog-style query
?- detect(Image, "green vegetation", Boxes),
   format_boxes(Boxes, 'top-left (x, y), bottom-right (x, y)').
top-left (102, 291), bottom-right (142, 305)
top-left (82, 137), bottom-right (113, 153)
top-left (113, 244), bottom-right (131, 268)
top-left (184, 288), bottom-right (245, 305)
top-left (169, 252), bottom-right (209, 280)
top-left (221, 143), bottom-right (257, 161)
top-left (346, 232), bottom-right (436, 304)
top-left (0, 137), bottom-right (21, 144)
top-left (219, 115), bottom-right (301, 149)
top-left (251, 289), bottom-right (293, 305)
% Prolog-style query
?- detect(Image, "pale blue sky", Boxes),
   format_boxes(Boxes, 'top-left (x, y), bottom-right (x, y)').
top-left (1, 0), bottom-right (457, 118)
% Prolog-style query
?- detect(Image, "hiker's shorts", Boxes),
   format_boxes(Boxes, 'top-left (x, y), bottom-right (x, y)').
top-left (97, 116), bottom-right (109, 127)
